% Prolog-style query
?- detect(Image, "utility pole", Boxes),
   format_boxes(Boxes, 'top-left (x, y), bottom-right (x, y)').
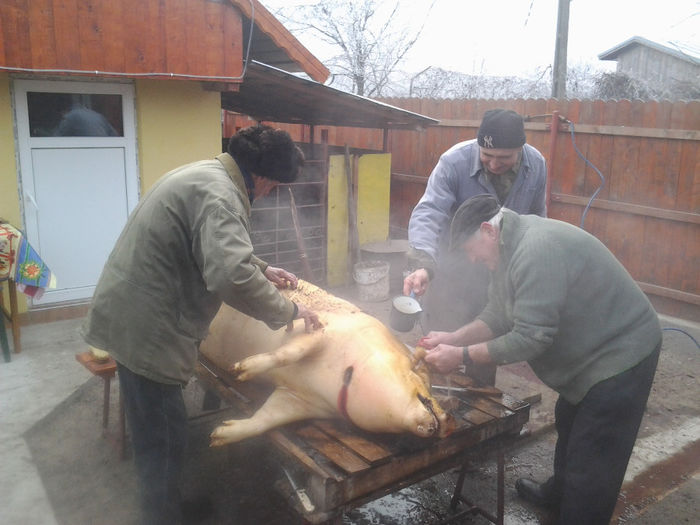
top-left (552, 0), bottom-right (571, 98)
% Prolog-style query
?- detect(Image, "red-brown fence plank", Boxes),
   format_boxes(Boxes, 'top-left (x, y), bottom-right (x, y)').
top-left (51, 0), bottom-right (81, 68)
top-left (1, 1), bottom-right (32, 68)
top-left (77, 0), bottom-right (106, 71)
top-left (27, 0), bottom-right (56, 69)
top-left (163, 0), bottom-right (189, 75)
top-left (222, 98), bottom-right (699, 319)
top-left (202, 0), bottom-right (226, 79)
top-left (100, 0), bottom-right (125, 73)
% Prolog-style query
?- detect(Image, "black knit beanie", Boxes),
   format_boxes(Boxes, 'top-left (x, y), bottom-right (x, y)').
top-left (477, 109), bottom-right (526, 149)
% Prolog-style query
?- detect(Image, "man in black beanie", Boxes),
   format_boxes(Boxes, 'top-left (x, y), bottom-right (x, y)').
top-left (403, 109), bottom-right (547, 384)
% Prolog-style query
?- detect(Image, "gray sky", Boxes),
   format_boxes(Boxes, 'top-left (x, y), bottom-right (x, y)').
top-left (261, 0), bottom-right (699, 77)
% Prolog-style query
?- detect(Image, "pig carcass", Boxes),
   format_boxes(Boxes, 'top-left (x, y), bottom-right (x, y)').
top-left (202, 281), bottom-right (455, 446)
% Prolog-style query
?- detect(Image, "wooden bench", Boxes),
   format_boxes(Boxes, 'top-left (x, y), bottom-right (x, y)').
top-left (75, 351), bottom-right (127, 459)
top-left (195, 354), bottom-right (530, 524)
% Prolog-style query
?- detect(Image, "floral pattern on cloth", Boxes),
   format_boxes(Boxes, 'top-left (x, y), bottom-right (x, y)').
top-left (0, 222), bottom-right (56, 299)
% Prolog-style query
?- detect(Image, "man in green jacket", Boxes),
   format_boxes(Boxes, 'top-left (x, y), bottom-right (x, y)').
top-left (422, 195), bottom-right (661, 524)
top-left (82, 125), bottom-right (321, 524)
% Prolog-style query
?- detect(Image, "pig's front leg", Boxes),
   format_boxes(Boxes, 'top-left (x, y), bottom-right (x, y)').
top-left (230, 332), bottom-right (324, 381)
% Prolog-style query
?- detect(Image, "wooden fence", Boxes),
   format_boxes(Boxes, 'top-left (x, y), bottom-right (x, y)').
top-left (223, 98), bottom-right (700, 320)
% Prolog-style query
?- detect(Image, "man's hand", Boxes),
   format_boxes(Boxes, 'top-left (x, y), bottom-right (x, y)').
top-left (418, 330), bottom-right (457, 349)
top-left (424, 344), bottom-right (463, 375)
top-left (265, 266), bottom-right (298, 289)
top-left (289, 303), bottom-right (323, 333)
top-left (403, 268), bottom-right (431, 296)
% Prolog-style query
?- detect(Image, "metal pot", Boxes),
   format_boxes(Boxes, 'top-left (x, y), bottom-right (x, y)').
top-left (390, 292), bottom-right (423, 332)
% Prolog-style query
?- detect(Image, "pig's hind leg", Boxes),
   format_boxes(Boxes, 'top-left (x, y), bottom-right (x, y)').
top-left (230, 332), bottom-right (323, 381)
top-left (209, 387), bottom-right (330, 446)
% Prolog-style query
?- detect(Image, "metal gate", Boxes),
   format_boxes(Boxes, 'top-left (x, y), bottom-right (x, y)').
top-left (249, 143), bottom-right (327, 284)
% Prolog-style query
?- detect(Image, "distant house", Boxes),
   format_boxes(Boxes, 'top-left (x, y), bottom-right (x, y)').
top-left (598, 36), bottom-right (700, 95)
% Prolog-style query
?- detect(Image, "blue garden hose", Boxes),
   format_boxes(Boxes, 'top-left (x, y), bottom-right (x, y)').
top-left (662, 327), bottom-right (700, 349)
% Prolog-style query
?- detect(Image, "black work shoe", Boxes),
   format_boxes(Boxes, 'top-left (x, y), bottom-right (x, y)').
top-left (515, 478), bottom-right (558, 509)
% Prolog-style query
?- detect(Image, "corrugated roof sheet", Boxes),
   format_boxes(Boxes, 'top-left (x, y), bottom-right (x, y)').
top-left (599, 36), bottom-right (700, 65)
top-left (221, 61), bottom-right (439, 130)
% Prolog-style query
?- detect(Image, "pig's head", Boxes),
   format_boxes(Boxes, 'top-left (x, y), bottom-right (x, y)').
top-left (401, 373), bottom-right (456, 438)
top-left (342, 355), bottom-right (456, 439)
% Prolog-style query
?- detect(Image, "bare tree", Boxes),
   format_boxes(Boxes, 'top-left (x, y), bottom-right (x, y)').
top-left (275, 0), bottom-right (435, 97)
top-left (593, 70), bottom-right (700, 100)
top-left (399, 63), bottom-right (700, 101)
top-left (404, 67), bottom-right (551, 100)
top-left (566, 63), bottom-right (599, 99)
top-left (592, 71), bottom-right (655, 100)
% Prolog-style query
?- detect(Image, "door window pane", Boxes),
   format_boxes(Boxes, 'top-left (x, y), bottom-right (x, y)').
top-left (27, 92), bottom-right (124, 137)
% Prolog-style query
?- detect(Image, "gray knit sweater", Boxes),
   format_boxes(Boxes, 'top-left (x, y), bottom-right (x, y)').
top-left (479, 210), bottom-right (661, 404)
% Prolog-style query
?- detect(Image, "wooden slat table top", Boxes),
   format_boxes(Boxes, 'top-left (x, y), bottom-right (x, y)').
top-left (194, 354), bottom-right (530, 519)
top-left (313, 420), bottom-right (393, 465)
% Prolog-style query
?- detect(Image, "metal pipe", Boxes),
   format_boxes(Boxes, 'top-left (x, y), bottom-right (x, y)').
top-left (288, 188), bottom-right (314, 281)
top-left (546, 110), bottom-right (561, 214)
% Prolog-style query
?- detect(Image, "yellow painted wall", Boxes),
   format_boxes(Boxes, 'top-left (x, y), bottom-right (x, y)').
top-left (326, 155), bottom-right (350, 287)
top-left (357, 153), bottom-right (390, 245)
top-left (135, 80), bottom-right (222, 191)
top-left (326, 153), bottom-right (391, 287)
top-left (0, 74), bottom-right (22, 312)
top-left (0, 74), bottom-right (20, 225)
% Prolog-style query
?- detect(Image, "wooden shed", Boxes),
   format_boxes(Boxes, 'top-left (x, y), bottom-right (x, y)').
top-left (598, 36), bottom-right (700, 93)
top-left (0, 0), bottom-right (435, 326)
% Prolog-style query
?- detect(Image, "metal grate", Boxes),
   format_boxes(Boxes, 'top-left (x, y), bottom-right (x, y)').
top-left (249, 154), bottom-right (327, 284)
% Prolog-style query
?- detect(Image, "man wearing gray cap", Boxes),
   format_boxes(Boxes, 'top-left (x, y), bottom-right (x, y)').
top-left (422, 194), bottom-right (661, 525)
top-left (403, 109), bottom-right (547, 383)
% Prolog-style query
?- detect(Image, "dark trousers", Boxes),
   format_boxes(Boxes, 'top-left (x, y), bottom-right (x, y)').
top-left (117, 363), bottom-right (188, 525)
top-left (550, 343), bottom-right (660, 524)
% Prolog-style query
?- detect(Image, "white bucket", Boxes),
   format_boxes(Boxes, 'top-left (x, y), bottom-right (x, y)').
top-left (352, 260), bottom-right (390, 302)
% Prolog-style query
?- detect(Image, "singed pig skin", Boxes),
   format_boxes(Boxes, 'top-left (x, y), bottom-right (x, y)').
top-left (203, 281), bottom-right (454, 446)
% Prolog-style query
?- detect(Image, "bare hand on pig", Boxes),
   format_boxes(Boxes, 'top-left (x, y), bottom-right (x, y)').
top-left (289, 303), bottom-right (323, 333)
top-left (264, 266), bottom-right (298, 289)
top-left (424, 344), bottom-right (463, 374)
top-left (418, 330), bottom-right (457, 349)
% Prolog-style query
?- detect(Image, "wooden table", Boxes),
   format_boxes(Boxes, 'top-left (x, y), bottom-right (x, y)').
top-left (195, 354), bottom-right (530, 524)
top-left (0, 279), bottom-right (21, 358)
top-left (75, 351), bottom-right (127, 459)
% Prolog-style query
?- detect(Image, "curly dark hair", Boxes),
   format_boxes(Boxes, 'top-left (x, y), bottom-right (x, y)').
top-left (227, 125), bottom-right (305, 183)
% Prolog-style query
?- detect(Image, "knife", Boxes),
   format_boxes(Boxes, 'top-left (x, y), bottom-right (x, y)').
top-left (431, 384), bottom-right (502, 396)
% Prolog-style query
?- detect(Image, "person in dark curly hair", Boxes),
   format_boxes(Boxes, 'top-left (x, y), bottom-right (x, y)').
top-left (81, 124), bottom-right (321, 525)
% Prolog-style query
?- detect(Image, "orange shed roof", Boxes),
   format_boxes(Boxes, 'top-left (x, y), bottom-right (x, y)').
top-left (0, 0), bottom-right (328, 84)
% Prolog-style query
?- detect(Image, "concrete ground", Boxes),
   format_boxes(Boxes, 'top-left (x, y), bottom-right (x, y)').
top-left (1, 286), bottom-right (698, 524)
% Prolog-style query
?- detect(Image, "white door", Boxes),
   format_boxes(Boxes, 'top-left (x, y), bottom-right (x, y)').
top-left (13, 79), bottom-right (139, 306)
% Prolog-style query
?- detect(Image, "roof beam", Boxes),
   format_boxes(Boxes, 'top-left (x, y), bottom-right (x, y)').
top-left (229, 0), bottom-right (330, 82)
